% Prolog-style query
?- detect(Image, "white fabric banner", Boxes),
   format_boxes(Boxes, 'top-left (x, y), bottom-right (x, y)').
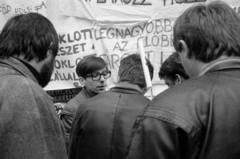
top-left (0, 0), bottom-right (240, 91)
top-left (0, 0), bottom-right (47, 30)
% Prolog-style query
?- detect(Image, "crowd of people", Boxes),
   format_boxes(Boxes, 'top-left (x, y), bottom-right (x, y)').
top-left (1, 1), bottom-right (240, 159)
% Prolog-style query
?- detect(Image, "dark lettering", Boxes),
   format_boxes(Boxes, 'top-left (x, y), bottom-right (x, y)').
top-left (73, 44), bottom-right (79, 54)
top-left (111, 54), bottom-right (120, 69)
top-left (123, 0), bottom-right (131, 4)
top-left (59, 47), bottom-right (66, 56)
top-left (107, 28), bottom-right (115, 39)
top-left (155, 19), bottom-right (163, 33)
top-left (81, 29), bottom-right (93, 39)
top-left (67, 34), bottom-right (74, 43)
top-left (59, 34), bottom-right (67, 44)
top-left (125, 28), bottom-right (132, 38)
top-left (66, 46), bottom-right (72, 55)
top-left (164, 19), bottom-right (172, 32)
top-left (161, 34), bottom-right (169, 47)
top-left (116, 29), bottom-right (124, 39)
top-left (146, 22), bottom-right (154, 33)
top-left (54, 60), bottom-right (61, 69)
top-left (74, 31), bottom-right (81, 41)
top-left (35, 1), bottom-right (46, 12)
top-left (97, 0), bottom-right (106, 3)
top-left (0, 5), bottom-right (11, 14)
top-left (68, 60), bottom-right (75, 68)
top-left (121, 41), bottom-right (128, 51)
top-left (79, 43), bottom-right (86, 52)
top-left (61, 60), bottom-right (68, 68)
top-left (113, 42), bottom-right (121, 51)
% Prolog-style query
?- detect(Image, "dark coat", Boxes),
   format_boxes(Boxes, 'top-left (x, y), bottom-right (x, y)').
top-left (69, 83), bottom-right (151, 159)
top-left (126, 58), bottom-right (240, 159)
top-left (60, 87), bottom-right (95, 150)
top-left (0, 57), bottom-right (67, 159)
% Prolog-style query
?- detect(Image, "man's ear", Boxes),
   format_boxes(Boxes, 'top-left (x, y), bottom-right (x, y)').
top-left (175, 74), bottom-right (182, 85)
top-left (179, 40), bottom-right (190, 59)
top-left (79, 77), bottom-right (86, 87)
top-left (142, 87), bottom-right (148, 95)
top-left (117, 76), bottom-right (120, 83)
top-left (46, 50), bottom-right (53, 58)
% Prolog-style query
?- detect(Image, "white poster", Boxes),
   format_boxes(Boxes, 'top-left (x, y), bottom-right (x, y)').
top-left (45, 28), bottom-right (97, 90)
top-left (0, 0), bottom-right (47, 30)
top-left (0, 0), bottom-right (240, 92)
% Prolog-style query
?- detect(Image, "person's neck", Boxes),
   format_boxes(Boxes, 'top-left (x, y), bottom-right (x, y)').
top-left (82, 87), bottom-right (98, 98)
top-left (12, 55), bottom-right (42, 73)
top-left (11, 56), bottom-right (42, 85)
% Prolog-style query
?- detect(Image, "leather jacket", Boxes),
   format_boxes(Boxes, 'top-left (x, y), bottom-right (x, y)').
top-left (126, 58), bottom-right (240, 159)
top-left (69, 83), bottom-right (151, 159)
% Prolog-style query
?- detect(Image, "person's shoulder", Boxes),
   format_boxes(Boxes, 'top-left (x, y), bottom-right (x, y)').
top-left (78, 91), bottom-right (115, 110)
top-left (150, 76), bottom-right (213, 118)
top-left (62, 93), bottom-right (83, 114)
top-left (140, 77), bottom-right (209, 137)
top-left (5, 73), bottom-right (48, 98)
top-left (155, 76), bottom-right (212, 100)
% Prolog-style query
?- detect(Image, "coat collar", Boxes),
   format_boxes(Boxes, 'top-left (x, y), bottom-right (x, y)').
top-left (0, 57), bottom-right (39, 84)
top-left (109, 83), bottom-right (143, 95)
top-left (198, 57), bottom-right (240, 76)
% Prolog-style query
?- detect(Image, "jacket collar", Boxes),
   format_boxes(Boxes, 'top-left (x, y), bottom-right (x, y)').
top-left (12, 57), bottom-right (42, 84)
top-left (198, 57), bottom-right (240, 76)
top-left (0, 57), bottom-right (39, 84)
top-left (109, 83), bottom-right (143, 95)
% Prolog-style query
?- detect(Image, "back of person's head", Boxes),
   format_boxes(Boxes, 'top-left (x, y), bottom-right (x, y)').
top-left (76, 56), bottom-right (108, 78)
top-left (0, 13), bottom-right (58, 62)
top-left (118, 54), bottom-right (154, 89)
top-left (159, 52), bottom-right (189, 81)
top-left (173, 1), bottom-right (240, 63)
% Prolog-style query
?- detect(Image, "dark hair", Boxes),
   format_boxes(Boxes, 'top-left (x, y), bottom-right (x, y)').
top-left (76, 56), bottom-right (108, 78)
top-left (118, 54), bottom-right (154, 89)
top-left (0, 13), bottom-right (58, 61)
top-left (159, 52), bottom-right (189, 81)
top-left (173, 1), bottom-right (240, 63)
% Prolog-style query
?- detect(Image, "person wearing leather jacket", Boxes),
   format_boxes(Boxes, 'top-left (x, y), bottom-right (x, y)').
top-left (68, 54), bottom-right (154, 159)
top-left (126, 1), bottom-right (240, 159)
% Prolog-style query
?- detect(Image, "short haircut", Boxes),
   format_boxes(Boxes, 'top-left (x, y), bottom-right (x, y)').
top-left (76, 56), bottom-right (108, 79)
top-left (173, 1), bottom-right (240, 63)
top-left (0, 13), bottom-right (58, 62)
top-left (118, 54), bottom-right (154, 89)
top-left (159, 52), bottom-right (189, 80)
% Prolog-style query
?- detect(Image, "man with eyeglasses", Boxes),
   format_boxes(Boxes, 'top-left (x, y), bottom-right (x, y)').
top-left (68, 54), bottom-right (154, 159)
top-left (60, 56), bottom-right (110, 153)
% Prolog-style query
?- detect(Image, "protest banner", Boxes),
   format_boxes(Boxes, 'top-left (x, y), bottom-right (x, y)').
top-left (0, 0), bottom-right (240, 98)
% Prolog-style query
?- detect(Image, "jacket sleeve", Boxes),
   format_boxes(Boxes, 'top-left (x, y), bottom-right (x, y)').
top-left (126, 113), bottom-right (200, 159)
top-left (61, 113), bottom-right (74, 137)
top-left (60, 112), bottom-right (74, 151)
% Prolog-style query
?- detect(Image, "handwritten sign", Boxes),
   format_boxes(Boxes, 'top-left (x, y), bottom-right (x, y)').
top-left (44, 29), bottom-right (97, 90)
top-left (92, 18), bottom-right (175, 85)
top-left (1, 0), bottom-right (240, 93)
top-left (0, 0), bottom-right (47, 29)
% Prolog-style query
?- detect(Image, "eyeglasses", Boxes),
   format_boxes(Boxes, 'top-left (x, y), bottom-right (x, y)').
top-left (86, 70), bottom-right (111, 81)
